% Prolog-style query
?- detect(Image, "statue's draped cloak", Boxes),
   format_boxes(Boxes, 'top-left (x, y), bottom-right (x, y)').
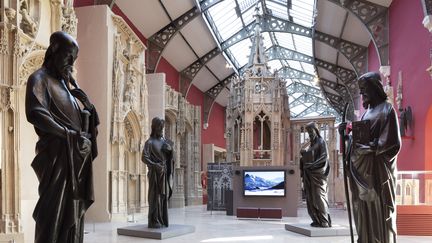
top-left (142, 137), bottom-right (173, 228)
top-left (26, 68), bottom-right (99, 243)
top-left (349, 101), bottom-right (401, 243)
top-left (302, 136), bottom-right (331, 226)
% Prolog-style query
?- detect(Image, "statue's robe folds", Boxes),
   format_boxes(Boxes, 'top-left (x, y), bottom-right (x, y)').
top-left (142, 137), bottom-right (173, 228)
top-left (301, 136), bottom-right (331, 227)
top-left (26, 68), bottom-right (99, 243)
top-left (348, 101), bottom-right (401, 243)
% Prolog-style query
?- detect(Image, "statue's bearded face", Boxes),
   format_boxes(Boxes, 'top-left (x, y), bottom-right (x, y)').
top-left (52, 44), bottom-right (78, 81)
top-left (359, 79), bottom-right (379, 109)
top-left (306, 127), bottom-right (316, 141)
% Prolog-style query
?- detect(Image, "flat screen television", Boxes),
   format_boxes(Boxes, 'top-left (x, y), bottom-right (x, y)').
top-left (243, 170), bottom-right (286, 197)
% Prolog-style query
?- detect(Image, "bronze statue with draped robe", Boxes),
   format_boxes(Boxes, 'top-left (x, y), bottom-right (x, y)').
top-left (300, 122), bottom-right (331, 228)
top-left (142, 117), bottom-right (173, 228)
top-left (26, 31), bottom-right (99, 243)
top-left (341, 72), bottom-right (401, 243)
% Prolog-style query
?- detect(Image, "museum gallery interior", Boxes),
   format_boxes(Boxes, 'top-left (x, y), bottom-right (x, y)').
top-left (1, 0), bottom-right (432, 242)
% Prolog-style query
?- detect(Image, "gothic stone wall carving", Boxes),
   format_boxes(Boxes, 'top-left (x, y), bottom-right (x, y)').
top-left (109, 14), bottom-right (149, 219)
top-left (164, 85), bottom-right (202, 207)
top-left (0, 1), bottom-right (78, 241)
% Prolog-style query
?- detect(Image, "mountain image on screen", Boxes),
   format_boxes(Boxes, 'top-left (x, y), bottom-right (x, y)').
top-left (244, 172), bottom-right (285, 196)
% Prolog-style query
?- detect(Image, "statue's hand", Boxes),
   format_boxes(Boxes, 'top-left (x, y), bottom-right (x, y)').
top-left (355, 143), bottom-right (375, 155)
top-left (70, 88), bottom-right (93, 110)
top-left (155, 163), bottom-right (166, 173)
top-left (78, 135), bottom-right (92, 154)
top-left (338, 122), bottom-right (347, 136)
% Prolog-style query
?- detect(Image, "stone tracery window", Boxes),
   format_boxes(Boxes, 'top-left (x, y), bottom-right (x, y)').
top-left (233, 117), bottom-right (242, 159)
top-left (253, 111), bottom-right (271, 151)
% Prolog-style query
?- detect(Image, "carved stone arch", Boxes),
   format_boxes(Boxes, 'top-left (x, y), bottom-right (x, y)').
top-left (164, 109), bottom-right (177, 141)
top-left (18, 50), bottom-right (45, 85)
top-left (124, 110), bottom-right (142, 152)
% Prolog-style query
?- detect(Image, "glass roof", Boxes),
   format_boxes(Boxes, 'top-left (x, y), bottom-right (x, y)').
top-left (204, 0), bottom-right (336, 118)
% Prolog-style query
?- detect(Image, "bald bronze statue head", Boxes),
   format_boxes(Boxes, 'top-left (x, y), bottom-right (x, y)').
top-left (43, 31), bottom-right (79, 82)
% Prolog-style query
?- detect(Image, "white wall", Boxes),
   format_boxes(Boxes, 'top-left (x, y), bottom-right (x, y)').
top-left (147, 73), bottom-right (166, 121)
top-left (76, 5), bottom-right (113, 222)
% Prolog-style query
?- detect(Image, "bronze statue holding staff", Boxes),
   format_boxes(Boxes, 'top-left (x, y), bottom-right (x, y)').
top-left (339, 72), bottom-right (401, 243)
top-left (26, 31), bottom-right (99, 243)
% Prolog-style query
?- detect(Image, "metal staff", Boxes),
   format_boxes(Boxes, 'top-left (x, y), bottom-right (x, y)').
top-left (341, 103), bottom-right (354, 243)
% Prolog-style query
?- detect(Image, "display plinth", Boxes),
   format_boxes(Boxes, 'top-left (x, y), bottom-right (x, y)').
top-left (117, 224), bottom-right (195, 239)
top-left (285, 223), bottom-right (354, 237)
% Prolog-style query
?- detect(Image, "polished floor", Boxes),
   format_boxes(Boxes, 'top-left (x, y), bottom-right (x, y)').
top-left (83, 205), bottom-right (432, 243)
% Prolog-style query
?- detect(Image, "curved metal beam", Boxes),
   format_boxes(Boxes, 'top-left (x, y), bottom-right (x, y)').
top-left (326, 0), bottom-right (389, 66)
top-left (278, 67), bottom-right (315, 80)
top-left (290, 93), bottom-right (329, 108)
top-left (314, 30), bottom-right (368, 75)
top-left (179, 48), bottom-right (222, 96)
top-left (203, 73), bottom-right (237, 125)
top-left (146, 7), bottom-right (201, 73)
top-left (266, 45), bottom-right (314, 64)
top-left (293, 102), bottom-right (339, 118)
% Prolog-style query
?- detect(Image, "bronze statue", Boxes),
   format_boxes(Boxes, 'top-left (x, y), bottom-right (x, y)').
top-left (300, 122), bottom-right (331, 228)
top-left (25, 31), bottom-right (99, 243)
top-left (339, 72), bottom-right (401, 243)
top-left (142, 117), bottom-right (173, 228)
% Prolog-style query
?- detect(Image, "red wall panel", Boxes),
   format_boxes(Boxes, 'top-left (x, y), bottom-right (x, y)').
top-left (74, 0), bottom-right (93, 7)
top-left (202, 102), bottom-right (226, 148)
top-left (387, 0), bottom-right (432, 171)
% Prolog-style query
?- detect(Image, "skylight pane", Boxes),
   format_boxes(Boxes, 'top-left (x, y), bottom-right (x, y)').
top-left (274, 33), bottom-right (294, 50)
top-left (302, 63), bottom-right (315, 74)
top-left (268, 60), bottom-right (282, 71)
top-left (262, 32), bottom-right (273, 50)
top-left (242, 6), bottom-right (256, 25)
top-left (227, 39), bottom-right (252, 68)
top-left (207, 1), bottom-right (243, 40)
top-left (293, 34), bottom-right (313, 56)
top-left (291, 0), bottom-right (314, 27)
top-left (291, 104), bottom-right (307, 114)
top-left (238, 0), bottom-right (260, 12)
top-left (286, 60), bottom-right (303, 71)
top-left (267, 1), bottom-right (288, 20)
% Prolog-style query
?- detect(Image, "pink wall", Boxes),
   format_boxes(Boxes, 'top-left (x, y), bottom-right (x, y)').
top-left (74, 0), bottom-right (93, 7)
top-left (387, 0), bottom-right (432, 171)
top-left (366, 0), bottom-right (431, 170)
top-left (156, 59), bottom-right (179, 91)
top-left (368, 41), bottom-right (380, 72)
top-left (366, 0), bottom-right (432, 171)
top-left (202, 102), bottom-right (226, 148)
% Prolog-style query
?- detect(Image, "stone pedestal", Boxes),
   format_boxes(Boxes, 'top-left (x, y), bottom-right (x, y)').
top-left (117, 224), bottom-right (195, 240)
top-left (285, 223), bottom-right (354, 237)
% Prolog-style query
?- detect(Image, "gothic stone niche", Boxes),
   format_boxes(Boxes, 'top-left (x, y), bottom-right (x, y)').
top-left (19, 0), bottom-right (40, 38)
top-left (110, 14), bottom-right (149, 220)
top-left (164, 85), bottom-right (202, 208)
top-left (226, 71), bottom-right (291, 167)
top-left (207, 162), bottom-right (236, 211)
top-left (18, 51), bottom-right (45, 85)
top-left (0, 1), bottom-right (77, 242)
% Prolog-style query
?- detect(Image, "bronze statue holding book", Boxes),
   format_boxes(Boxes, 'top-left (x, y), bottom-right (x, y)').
top-left (300, 122), bottom-right (331, 228)
top-left (339, 72), bottom-right (401, 243)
